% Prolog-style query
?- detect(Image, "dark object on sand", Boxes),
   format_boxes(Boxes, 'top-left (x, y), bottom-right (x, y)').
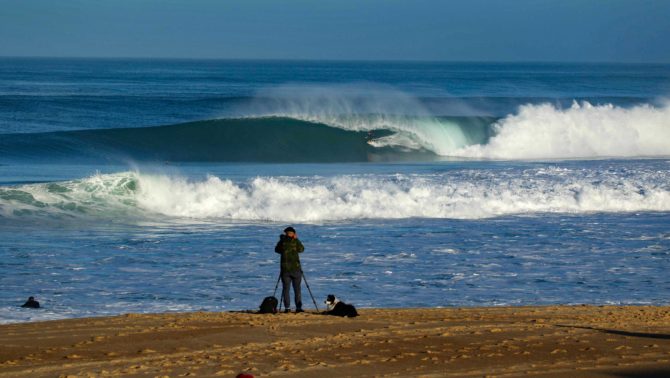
top-left (323, 294), bottom-right (358, 317)
top-left (259, 296), bottom-right (279, 314)
top-left (236, 373), bottom-right (254, 378)
top-left (21, 296), bottom-right (40, 309)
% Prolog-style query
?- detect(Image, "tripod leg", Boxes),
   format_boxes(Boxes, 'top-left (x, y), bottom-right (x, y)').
top-left (273, 273), bottom-right (281, 297)
top-left (273, 273), bottom-right (283, 313)
top-left (301, 270), bottom-right (319, 312)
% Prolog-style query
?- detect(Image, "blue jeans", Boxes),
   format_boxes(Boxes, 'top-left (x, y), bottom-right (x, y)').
top-left (281, 271), bottom-right (302, 310)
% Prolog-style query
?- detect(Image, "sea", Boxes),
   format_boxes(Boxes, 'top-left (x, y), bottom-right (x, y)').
top-left (1, 58), bottom-right (669, 324)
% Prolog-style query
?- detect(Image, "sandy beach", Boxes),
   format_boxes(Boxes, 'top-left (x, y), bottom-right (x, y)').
top-left (1, 306), bottom-right (669, 377)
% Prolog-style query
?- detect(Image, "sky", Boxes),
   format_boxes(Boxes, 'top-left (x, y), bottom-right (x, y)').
top-left (0, 0), bottom-right (669, 63)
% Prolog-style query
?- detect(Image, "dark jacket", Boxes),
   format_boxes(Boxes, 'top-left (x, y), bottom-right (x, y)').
top-left (21, 298), bottom-right (40, 308)
top-left (274, 235), bottom-right (304, 273)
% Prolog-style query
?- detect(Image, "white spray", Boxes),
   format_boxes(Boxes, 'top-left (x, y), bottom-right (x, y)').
top-left (248, 84), bottom-right (473, 154)
top-left (452, 101), bottom-right (670, 159)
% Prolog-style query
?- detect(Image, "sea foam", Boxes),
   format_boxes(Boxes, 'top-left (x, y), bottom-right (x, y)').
top-left (1, 166), bottom-right (668, 222)
top-left (135, 169), bottom-right (669, 221)
top-left (448, 101), bottom-right (670, 159)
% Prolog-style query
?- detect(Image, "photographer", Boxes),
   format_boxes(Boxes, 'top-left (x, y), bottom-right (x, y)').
top-left (274, 226), bottom-right (305, 313)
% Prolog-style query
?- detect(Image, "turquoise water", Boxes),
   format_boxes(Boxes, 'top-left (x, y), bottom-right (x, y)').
top-left (1, 59), bottom-right (669, 323)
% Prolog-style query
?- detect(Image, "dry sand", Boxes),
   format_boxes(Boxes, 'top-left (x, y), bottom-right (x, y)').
top-left (1, 306), bottom-right (670, 377)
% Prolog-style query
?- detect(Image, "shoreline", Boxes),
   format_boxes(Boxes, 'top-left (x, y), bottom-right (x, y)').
top-left (1, 305), bottom-right (669, 377)
top-left (3, 302), bottom-right (670, 326)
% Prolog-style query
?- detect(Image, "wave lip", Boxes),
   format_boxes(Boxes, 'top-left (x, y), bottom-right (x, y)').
top-left (2, 167), bottom-right (669, 223)
top-left (452, 101), bottom-right (670, 160)
top-left (0, 116), bottom-right (437, 163)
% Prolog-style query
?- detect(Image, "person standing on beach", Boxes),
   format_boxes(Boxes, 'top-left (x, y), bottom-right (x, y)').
top-left (274, 227), bottom-right (305, 313)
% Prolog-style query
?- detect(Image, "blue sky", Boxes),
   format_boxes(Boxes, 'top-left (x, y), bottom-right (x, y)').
top-left (1, 0), bottom-right (669, 62)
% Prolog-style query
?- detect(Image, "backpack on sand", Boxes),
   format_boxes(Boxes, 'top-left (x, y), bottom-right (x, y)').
top-left (259, 296), bottom-right (279, 314)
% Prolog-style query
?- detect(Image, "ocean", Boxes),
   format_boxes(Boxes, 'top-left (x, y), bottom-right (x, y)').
top-left (1, 58), bottom-right (669, 323)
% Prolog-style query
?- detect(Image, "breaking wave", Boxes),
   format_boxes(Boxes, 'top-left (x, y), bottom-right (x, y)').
top-left (452, 101), bottom-right (670, 159)
top-left (0, 83), bottom-right (668, 162)
top-left (1, 166), bottom-right (669, 222)
top-left (247, 85), bottom-right (670, 159)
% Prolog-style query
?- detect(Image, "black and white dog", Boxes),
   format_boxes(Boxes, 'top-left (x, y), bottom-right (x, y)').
top-left (323, 294), bottom-right (358, 317)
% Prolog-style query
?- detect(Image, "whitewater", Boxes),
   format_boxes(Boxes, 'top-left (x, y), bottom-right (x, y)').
top-left (1, 59), bottom-right (669, 323)
top-left (451, 101), bottom-right (670, 159)
top-left (1, 163), bottom-right (669, 222)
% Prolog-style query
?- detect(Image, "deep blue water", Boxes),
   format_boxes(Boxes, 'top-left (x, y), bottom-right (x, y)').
top-left (0, 59), bottom-right (669, 323)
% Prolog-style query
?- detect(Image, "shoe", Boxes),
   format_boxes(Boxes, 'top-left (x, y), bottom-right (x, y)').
top-left (284, 309), bottom-right (291, 313)
top-left (295, 308), bottom-right (304, 313)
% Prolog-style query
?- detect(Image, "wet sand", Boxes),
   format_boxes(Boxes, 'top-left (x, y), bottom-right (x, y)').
top-left (1, 306), bottom-right (670, 377)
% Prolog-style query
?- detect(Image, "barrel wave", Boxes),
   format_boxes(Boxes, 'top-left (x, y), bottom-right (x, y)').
top-left (1, 99), bottom-right (668, 163)
top-left (0, 116), bottom-right (487, 163)
top-left (0, 117), bottom-right (410, 163)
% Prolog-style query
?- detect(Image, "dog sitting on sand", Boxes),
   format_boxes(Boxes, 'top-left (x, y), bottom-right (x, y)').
top-left (323, 294), bottom-right (358, 317)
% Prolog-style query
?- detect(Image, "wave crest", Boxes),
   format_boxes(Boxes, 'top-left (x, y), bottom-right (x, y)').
top-left (249, 84), bottom-right (489, 155)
